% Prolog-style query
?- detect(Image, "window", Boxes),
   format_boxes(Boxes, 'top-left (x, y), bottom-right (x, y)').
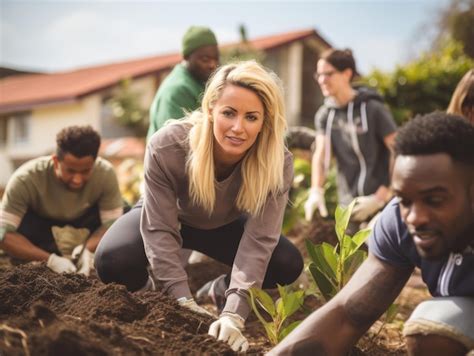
top-left (11, 112), bottom-right (31, 144)
top-left (0, 118), bottom-right (7, 146)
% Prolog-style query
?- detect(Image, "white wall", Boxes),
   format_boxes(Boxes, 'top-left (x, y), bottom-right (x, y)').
top-left (286, 42), bottom-right (304, 126)
top-left (1, 95), bottom-right (102, 187)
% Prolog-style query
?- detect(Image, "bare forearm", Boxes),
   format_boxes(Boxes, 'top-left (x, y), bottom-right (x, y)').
top-left (311, 152), bottom-right (326, 188)
top-left (268, 302), bottom-right (364, 355)
top-left (269, 255), bottom-right (413, 356)
top-left (311, 134), bottom-right (327, 188)
top-left (0, 232), bottom-right (50, 261)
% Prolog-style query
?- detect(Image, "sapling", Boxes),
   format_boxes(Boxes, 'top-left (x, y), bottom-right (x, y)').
top-left (248, 285), bottom-right (305, 345)
top-left (306, 200), bottom-right (371, 301)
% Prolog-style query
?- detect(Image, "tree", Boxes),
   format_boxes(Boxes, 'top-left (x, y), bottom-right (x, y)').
top-left (106, 78), bottom-right (148, 136)
top-left (433, 0), bottom-right (474, 58)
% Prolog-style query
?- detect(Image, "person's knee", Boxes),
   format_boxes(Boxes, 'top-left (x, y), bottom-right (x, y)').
top-left (272, 245), bottom-right (304, 285)
top-left (94, 242), bottom-right (119, 283)
top-left (405, 334), bottom-right (467, 356)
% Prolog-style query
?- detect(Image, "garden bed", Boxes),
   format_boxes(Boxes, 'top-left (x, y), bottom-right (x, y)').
top-left (0, 216), bottom-right (429, 355)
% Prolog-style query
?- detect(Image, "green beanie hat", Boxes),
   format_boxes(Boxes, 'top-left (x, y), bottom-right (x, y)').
top-left (182, 26), bottom-right (218, 57)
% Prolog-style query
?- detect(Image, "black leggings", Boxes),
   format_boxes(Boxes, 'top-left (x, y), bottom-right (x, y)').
top-left (95, 203), bottom-right (303, 292)
top-left (17, 206), bottom-right (101, 255)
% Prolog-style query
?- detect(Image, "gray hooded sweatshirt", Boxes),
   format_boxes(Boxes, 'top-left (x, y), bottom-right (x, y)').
top-left (315, 87), bottom-right (397, 205)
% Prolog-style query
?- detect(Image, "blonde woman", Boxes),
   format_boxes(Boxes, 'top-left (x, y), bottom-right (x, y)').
top-left (447, 69), bottom-right (474, 123)
top-left (95, 61), bottom-right (303, 352)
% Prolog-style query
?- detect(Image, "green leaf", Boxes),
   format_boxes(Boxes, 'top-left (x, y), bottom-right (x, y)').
top-left (278, 320), bottom-right (302, 342)
top-left (340, 234), bottom-right (357, 261)
top-left (308, 263), bottom-right (336, 302)
top-left (319, 243), bottom-right (338, 279)
top-left (385, 303), bottom-right (398, 323)
top-left (281, 290), bottom-right (305, 319)
top-left (335, 200), bottom-right (356, 242)
top-left (251, 287), bottom-right (276, 317)
top-left (351, 227), bottom-right (371, 252)
top-left (342, 250), bottom-right (367, 285)
top-left (314, 245), bottom-right (338, 285)
top-left (263, 322), bottom-right (279, 345)
top-left (305, 239), bottom-right (319, 265)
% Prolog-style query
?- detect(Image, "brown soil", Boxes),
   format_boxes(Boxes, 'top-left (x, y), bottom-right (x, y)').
top-left (0, 216), bottom-right (430, 355)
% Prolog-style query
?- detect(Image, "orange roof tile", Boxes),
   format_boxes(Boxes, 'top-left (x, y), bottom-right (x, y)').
top-left (0, 28), bottom-right (329, 113)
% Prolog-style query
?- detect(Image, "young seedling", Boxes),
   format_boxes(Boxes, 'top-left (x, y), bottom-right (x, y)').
top-left (248, 285), bottom-right (305, 345)
top-left (306, 200), bottom-right (371, 302)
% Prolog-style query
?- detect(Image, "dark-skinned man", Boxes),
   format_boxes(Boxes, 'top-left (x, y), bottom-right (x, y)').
top-left (147, 25), bottom-right (219, 140)
top-left (0, 125), bottom-right (123, 276)
top-left (269, 112), bottom-right (474, 355)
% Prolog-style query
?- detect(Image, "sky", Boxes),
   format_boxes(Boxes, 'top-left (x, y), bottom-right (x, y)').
top-left (1, 0), bottom-right (451, 75)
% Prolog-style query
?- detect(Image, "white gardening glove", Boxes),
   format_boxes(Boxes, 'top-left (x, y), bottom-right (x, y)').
top-left (177, 297), bottom-right (214, 317)
top-left (352, 194), bottom-right (385, 222)
top-left (71, 244), bottom-right (94, 277)
top-left (304, 187), bottom-right (328, 220)
top-left (209, 312), bottom-right (249, 353)
top-left (46, 253), bottom-right (77, 274)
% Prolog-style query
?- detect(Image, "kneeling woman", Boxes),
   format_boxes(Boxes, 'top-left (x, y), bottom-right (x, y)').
top-left (95, 60), bottom-right (303, 352)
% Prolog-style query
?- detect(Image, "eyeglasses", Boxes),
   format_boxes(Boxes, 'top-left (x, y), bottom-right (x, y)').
top-left (313, 70), bottom-right (337, 81)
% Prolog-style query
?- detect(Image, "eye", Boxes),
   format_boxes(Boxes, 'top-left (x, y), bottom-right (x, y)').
top-left (396, 196), bottom-right (411, 209)
top-left (222, 110), bottom-right (234, 118)
top-left (424, 196), bottom-right (445, 207)
top-left (246, 114), bottom-right (258, 122)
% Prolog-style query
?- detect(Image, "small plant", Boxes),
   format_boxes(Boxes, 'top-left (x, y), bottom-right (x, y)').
top-left (248, 285), bottom-right (305, 345)
top-left (306, 200), bottom-right (371, 302)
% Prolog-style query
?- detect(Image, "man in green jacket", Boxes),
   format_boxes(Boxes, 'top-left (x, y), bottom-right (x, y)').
top-left (147, 26), bottom-right (219, 140)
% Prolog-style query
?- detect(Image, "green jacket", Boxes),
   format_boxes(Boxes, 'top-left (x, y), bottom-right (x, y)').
top-left (147, 63), bottom-right (204, 141)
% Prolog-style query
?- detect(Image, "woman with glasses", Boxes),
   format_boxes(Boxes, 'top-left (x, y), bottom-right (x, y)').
top-left (304, 48), bottom-right (397, 228)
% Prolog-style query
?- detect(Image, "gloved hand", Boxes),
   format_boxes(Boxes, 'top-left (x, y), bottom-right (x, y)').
top-left (178, 297), bottom-right (214, 317)
top-left (209, 312), bottom-right (249, 353)
top-left (352, 194), bottom-right (385, 222)
top-left (304, 187), bottom-right (328, 220)
top-left (71, 244), bottom-right (94, 276)
top-left (46, 253), bottom-right (77, 274)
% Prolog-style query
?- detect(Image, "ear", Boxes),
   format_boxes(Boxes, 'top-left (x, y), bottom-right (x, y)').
top-left (343, 68), bottom-right (353, 81)
top-left (52, 154), bottom-right (59, 168)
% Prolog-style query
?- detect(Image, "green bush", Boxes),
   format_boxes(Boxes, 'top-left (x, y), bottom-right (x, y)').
top-left (363, 40), bottom-right (474, 125)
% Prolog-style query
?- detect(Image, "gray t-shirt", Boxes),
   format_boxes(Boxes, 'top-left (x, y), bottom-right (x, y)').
top-left (141, 122), bottom-right (293, 319)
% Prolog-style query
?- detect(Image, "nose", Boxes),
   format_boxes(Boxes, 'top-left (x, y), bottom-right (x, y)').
top-left (404, 203), bottom-right (429, 229)
top-left (209, 59), bottom-right (218, 71)
top-left (231, 116), bottom-right (244, 133)
top-left (318, 74), bottom-right (329, 85)
top-left (71, 173), bottom-right (84, 186)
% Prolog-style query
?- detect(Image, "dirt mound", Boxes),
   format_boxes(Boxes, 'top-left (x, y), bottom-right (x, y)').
top-left (0, 263), bottom-right (236, 355)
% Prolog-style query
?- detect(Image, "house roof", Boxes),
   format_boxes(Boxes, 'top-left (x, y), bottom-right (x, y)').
top-left (0, 28), bottom-right (329, 113)
top-left (100, 137), bottom-right (146, 159)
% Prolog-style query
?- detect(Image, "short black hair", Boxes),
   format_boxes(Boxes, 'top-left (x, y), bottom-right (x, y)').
top-left (394, 111), bottom-right (474, 167)
top-left (56, 125), bottom-right (101, 160)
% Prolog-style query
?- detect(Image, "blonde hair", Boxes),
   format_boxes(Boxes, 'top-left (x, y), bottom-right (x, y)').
top-left (184, 60), bottom-right (287, 216)
top-left (447, 69), bottom-right (474, 119)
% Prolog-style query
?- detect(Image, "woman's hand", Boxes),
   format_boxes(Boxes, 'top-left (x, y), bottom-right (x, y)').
top-left (209, 312), bottom-right (249, 352)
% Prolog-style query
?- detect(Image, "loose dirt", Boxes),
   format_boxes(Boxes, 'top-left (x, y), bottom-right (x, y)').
top-left (0, 215), bottom-right (430, 355)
